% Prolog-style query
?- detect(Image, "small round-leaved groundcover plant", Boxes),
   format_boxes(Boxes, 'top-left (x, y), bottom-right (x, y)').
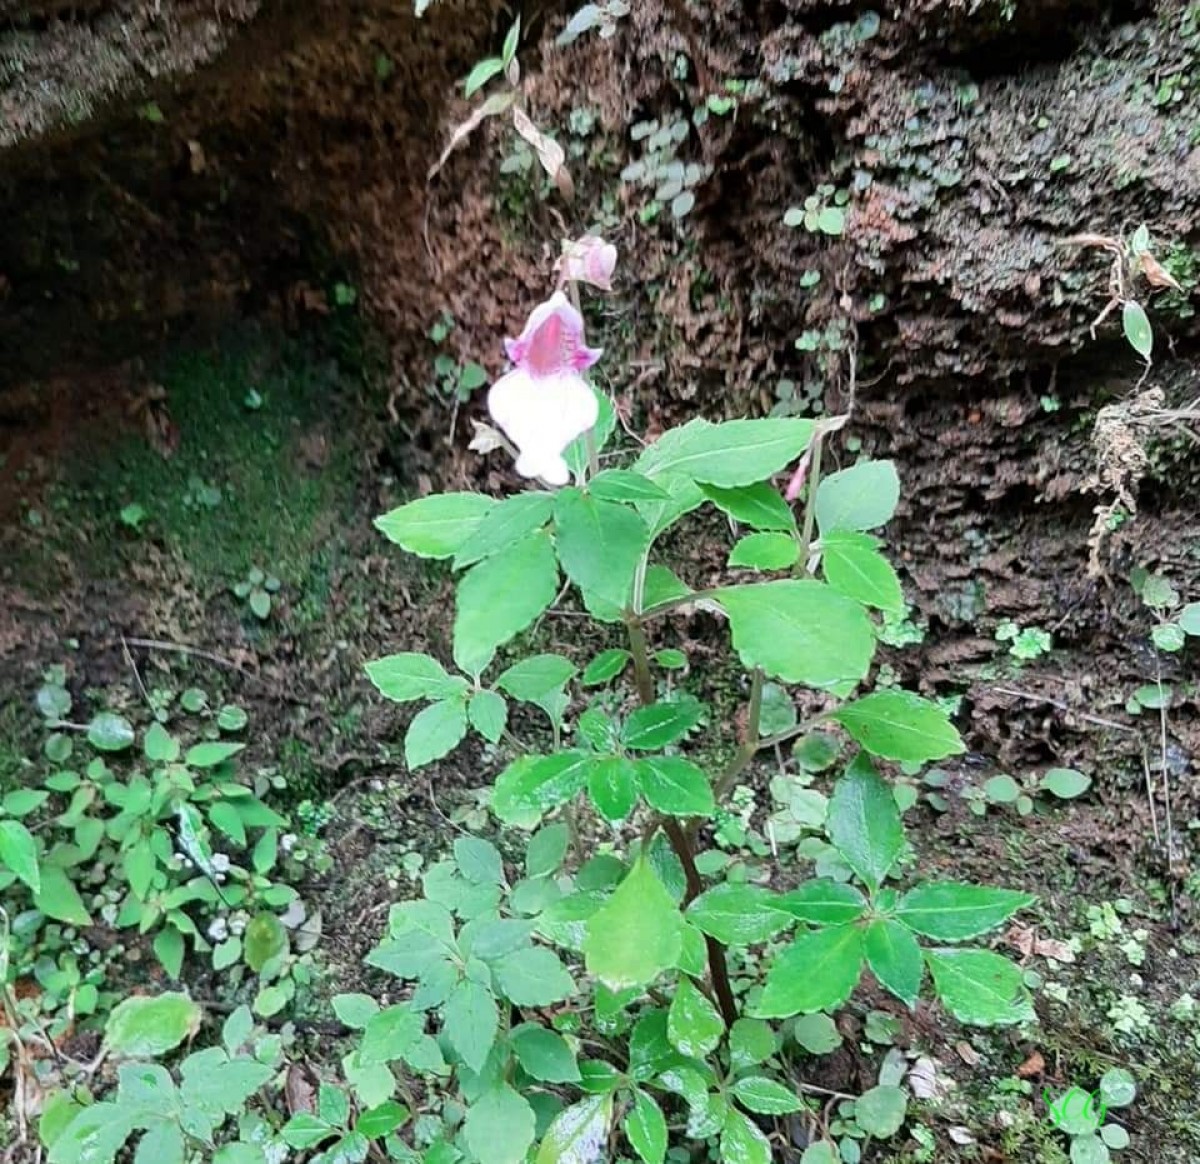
top-left (351, 243), bottom-right (1039, 1164)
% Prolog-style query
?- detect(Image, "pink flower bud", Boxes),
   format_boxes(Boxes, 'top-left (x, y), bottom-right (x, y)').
top-left (784, 450), bottom-right (811, 503)
top-left (560, 235), bottom-right (618, 291)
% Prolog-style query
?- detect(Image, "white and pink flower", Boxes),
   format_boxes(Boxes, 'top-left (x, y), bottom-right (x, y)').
top-left (487, 291), bottom-right (601, 486)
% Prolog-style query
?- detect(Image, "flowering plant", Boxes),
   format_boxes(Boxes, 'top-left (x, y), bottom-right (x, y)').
top-left (359, 245), bottom-right (1036, 1163)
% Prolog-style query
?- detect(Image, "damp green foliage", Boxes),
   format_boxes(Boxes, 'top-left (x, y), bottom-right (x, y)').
top-left (361, 354), bottom-right (1033, 1161)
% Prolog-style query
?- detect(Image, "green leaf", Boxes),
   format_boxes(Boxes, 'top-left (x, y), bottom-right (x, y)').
top-left (1122, 300), bottom-right (1153, 360)
top-left (356, 1100), bottom-right (410, 1139)
top-left (376, 493), bottom-right (495, 559)
top-left (49, 1104), bottom-right (135, 1164)
top-left (584, 855), bottom-right (683, 990)
top-left (185, 741), bottom-right (244, 768)
top-left (1040, 767), bottom-right (1091, 798)
top-left (729, 532), bottom-right (799, 570)
top-left (622, 697), bottom-right (705, 749)
top-left (1099, 1067), bottom-right (1137, 1108)
top-left (244, 912), bottom-right (288, 971)
top-left (153, 926), bottom-right (185, 979)
top-left (467, 690), bottom-right (508, 743)
top-left (729, 1018), bottom-right (777, 1069)
top-left (87, 712), bottom-right (135, 752)
top-left (464, 1086), bottom-right (536, 1164)
top-left (554, 489), bottom-right (650, 608)
top-left (465, 55), bottom-right (505, 97)
top-left (1100, 1124), bottom-right (1129, 1151)
top-left (589, 470), bottom-right (670, 502)
top-left (133, 1119), bottom-right (183, 1164)
top-left (1071, 1135), bottom-right (1112, 1164)
top-left (754, 924), bottom-right (864, 1018)
top-left (510, 1024), bottom-right (580, 1082)
top-left (143, 722), bottom-right (180, 762)
top-left (924, 948), bottom-right (1034, 1026)
top-left (820, 531), bottom-right (904, 613)
top-left (0, 819), bottom-right (40, 892)
top-left (526, 823), bottom-right (571, 879)
top-left (495, 947), bottom-right (575, 1005)
top-left (501, 14), bottom-right (521, 63)
top-left (454, 492), bottom-right (556, 568)
top-left (720, 1107), bottom-right (772, 1164)
top-left (854, 1085), bottom-right (908, 1137)
top-left (117, 1062), bottom-right (178, 1114)
top-left (895, 882), bottom-right (1035, 941)
top-left (700, 482), bottom-right (795, 530)
top-left (222, 1005), bottom-right (254, 1052)
top-left (404, 699), bottom-right (468, 769)
top-left (668, 977), bottom-right (724, 1057)
top-left (34, 865), bottom-right (92, 925)
top-left (208, 801), bottom-right (247, 845)
top-left (826, 757), bottom-right (904, 892)
top-left (365, 653), bottom-right (467, 702)
top-left (637, 418), bottom-right (815, 488)
top-left (1178, 603), bottom-right (1200, 635)
top-left (492, 751), bottom-right (594, 827)
top-left (587, 756), bottom-right (640, 822)
top-left (217, 704), bottom-right (248, 732)
top-left (332, 993), bottom-right (380, 1029)
top-left (534, 1092), bottom-right (612, 1164)
top-left (635, 756), bottom-right (715, 817)
top-left (815, 460), bottom-right (900, 533)
top-left (792, 1013), bottom-right (841, 1054)
top-left (281, 1113), bottom-right (335, 1149)
top-left (863, 920), bottom-right (923, 1007)
top-left (642, 565), bottom-right (693, 608)
top-left (685, 883), bottom-right (793, 945)
top-left (178, 1041), bottom-right (273, 1118)
top-left (37, 683), bottom-right (72, 722)
top-left (249, 589), bottom-right (272, 619)
top-left (444, 980), bottom-right (498, 1072)
top-left (496, 653), bottom-right (575, 725)
top-left (582, 649), bottom-right (630, 685)
top-left (360, 1004), bottom-right (425, 1065)
top-left (625, 1090), bottom-right (668, 1164)
top-left (731, 1076), bottom-right (802, 1115)
top-left (715, 581), bottom-right (876, 690)
top-left (454, 836), bottom-right (504, 885)
top-left (454, 531), bottom-right (559, 675)
top-left (834, 691), bottom-right (964, 763)
top-left (104, 992), bottom-right (201, 1058)
top-left (249, 830), bottom-right (274, 873)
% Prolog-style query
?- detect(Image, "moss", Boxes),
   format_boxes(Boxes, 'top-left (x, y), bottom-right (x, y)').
top-left (49, 323), bottom-right (361, 596)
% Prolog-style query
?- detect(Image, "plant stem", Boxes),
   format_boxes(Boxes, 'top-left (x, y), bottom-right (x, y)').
top-left (625, 615), bottom-right (655, 705)
top-left (663, 818), bottom-right (738, 1027)
top-left (626, 612), bottom-right (738, 1028)
top-left (712, 668), bottom-right (763, 805)
top-left (585, 427), bottom-right (601, 480)
top-left (798, 432), bottom-right (825, 570)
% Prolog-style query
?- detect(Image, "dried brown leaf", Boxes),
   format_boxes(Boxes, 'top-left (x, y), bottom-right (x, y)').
top-left (512, 107), bottom-right (574, 201)
top-left (429, 91), bottom-right (517, 182)
top-left (1139, 251), bottom-right (1184, 293)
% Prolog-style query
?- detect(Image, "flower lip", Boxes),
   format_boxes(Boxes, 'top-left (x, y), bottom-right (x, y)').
top-left (503, 290), bottom-right (601, 376)
top-left (486, 291), bottom-right (603, 487)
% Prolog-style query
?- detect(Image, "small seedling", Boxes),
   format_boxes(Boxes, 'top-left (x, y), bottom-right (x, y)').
top-left (783, 183), bottom-right (850, 236)
top-left (118, 502), bottom-right (147, 530)
top-left (995, 620), bottom-right (1053, 661)
top-left (233, 567), bottom-right (281, 620)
